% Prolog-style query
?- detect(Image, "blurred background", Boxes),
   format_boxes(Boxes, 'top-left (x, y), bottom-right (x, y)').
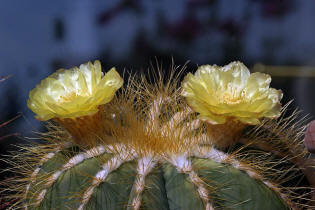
top-left (1, 0), bottom-right (315, 191)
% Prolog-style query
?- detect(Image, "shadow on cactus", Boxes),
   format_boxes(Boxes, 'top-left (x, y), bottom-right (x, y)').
top-left (1, 60), bottom-right (315, 209)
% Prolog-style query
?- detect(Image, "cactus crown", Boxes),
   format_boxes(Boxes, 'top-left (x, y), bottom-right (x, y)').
top-left (1, 61), bottom-right (315, 209)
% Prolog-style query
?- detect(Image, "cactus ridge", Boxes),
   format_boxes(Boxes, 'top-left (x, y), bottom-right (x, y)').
top-left (2, 62), bottom-right (315, 209)
top-left (23, 143), bottom-right (290, 210)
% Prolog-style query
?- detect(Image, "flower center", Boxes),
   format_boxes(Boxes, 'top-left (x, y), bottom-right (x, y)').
top-left (57, 89), bottom-right (92, 104)
top-left (218, 84), bottom-right (246, 104)
top-left (58, 92), bottom-right (78, 103)
top-left (220, 92), bottom-right (242, 104)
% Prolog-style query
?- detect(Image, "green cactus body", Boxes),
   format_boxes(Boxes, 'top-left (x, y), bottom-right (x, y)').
top-left (26, 145), bottom-right (288, 210)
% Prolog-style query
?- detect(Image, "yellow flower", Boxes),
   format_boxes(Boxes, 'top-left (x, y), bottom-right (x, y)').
top-left (27, 60), bottom-right (123, 121)
top-left (181, 61), bottom-right (282, 125)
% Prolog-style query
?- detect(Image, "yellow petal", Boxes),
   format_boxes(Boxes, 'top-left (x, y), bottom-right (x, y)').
top-left (237, 117), bottom-right (260, 125)
top-left (198, 113), bottom-right (227, 124)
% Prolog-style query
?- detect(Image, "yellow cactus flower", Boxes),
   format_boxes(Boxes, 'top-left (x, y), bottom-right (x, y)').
top-left (27, 60), bottom-right (123, 121)
top-left (181, 61), bottom-right (282, 125)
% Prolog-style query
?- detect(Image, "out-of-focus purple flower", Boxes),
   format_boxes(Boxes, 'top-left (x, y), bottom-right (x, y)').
top-left (167, 16), bottom-right (202, 42)
top-left (98, 0), bottom-right (141, 25)
top-left (261, 0), bottom-right (293, 18)
top-left (218, 19), bottom-right (245, 38)
top-left (305, 120), bottom-right (315, 154)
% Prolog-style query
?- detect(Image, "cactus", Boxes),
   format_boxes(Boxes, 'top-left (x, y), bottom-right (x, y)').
top-left (2, 61), bottom-right (315, 209)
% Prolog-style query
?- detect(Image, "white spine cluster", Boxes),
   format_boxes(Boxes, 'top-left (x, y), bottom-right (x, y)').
top-left (34, 145), bottom-right (106, 207)
top-left (127, 156), bottom-right (156, 210)
top-left (25, 142), bottom-right (72, 210)
top-left (78, 146), bottom-right (135, 210)
top-left (170, 155), bottom-right (215, 210)
top-left (194, 145), bottom-right (290, 205)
